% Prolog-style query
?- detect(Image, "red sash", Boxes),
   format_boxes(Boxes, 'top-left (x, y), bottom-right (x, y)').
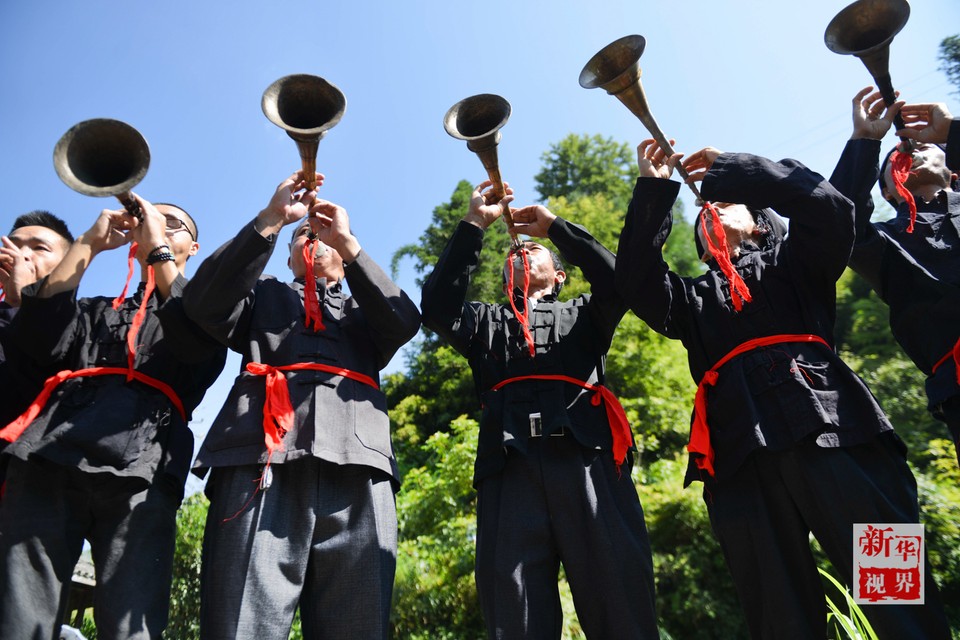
top-left (690, 334), bottom-right (831, 477)
top-left (931, 337), bottom-right (960, 385)
top-left (245, 362), bottom-right (380, 462)
top-left (0, 367), bottom-right (186, 443)
top-left (489, 374), bottom-right (633, 468)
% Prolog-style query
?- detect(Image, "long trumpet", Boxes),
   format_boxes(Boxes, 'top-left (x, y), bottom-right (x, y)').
top-left (580, 35), bottom-right (702, 202)
top-left (53, 118), bottom-right (150, 218)
top-left (825, 0), bottom-right (913, 149)
top-left (262, 74), bottom-right (346, 191)
top-left (444, 94), bottom-right (523, 249)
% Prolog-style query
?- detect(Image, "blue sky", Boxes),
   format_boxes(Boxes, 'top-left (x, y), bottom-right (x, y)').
top-left (2, 0), bottom-right (958, 483)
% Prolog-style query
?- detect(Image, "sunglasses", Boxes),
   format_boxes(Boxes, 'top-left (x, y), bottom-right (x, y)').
top-left (163, 215), bottom-right (196, 241)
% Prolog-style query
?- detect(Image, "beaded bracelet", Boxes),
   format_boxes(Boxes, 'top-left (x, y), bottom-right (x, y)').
top-left (148, 244), bottom-right (171, 257)
top-left (146, 251), bottom-right (176, 266)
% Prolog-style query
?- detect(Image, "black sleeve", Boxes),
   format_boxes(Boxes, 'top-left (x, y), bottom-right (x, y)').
top-left (343, 250), bottom-right (421, 369)
top-left (615, 177), bottom-right (690, 338)
top-left (548, 217), bottom-right (627, 347)
top-left (703, 152), bottom-right (855, 288)
top-left (181, 220), bottom-right (274, 352)
top-left (420, 221), bottom-right (487, 357)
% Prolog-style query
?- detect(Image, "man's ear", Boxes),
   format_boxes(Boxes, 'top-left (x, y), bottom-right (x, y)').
top-left (555, 270), bottom-right (566, 285)
top-left (188, 241), bottom-right (199, 258)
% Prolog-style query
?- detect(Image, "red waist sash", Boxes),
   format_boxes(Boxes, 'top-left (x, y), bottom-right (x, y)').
top-left (931, 337), bottom-right (960, 385)
top-left (245, 362), bottom-right (380, 461)
top-left (690, 334), bottom-right (831, 478)
top-left (0, 367), bottom-right (186, 444)
top-left (489, 374), bottom-right (633, 468)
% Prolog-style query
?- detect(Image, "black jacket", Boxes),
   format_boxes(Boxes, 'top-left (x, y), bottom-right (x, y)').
top-left (421, 218), bottom-right (629, 485)
top-left (829, 121), bottom-right (960, 408)
top-left (182, 220), bottom-right (421, 484)
top-left (3, 276), bottom-right (226, 491)
top-left (616, 153), bottom-right (894, 485)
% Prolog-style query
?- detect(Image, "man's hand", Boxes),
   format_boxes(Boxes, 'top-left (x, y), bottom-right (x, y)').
top-left (308, 199), bottom-right (361, 262)
top-left (255, 170), bottom-right (325, 238)
top-left (464, 180), bottom-right (514, 230)
top-left (897, 102), bottom-right (954, 144)
top-left (851, 86), bottom-right (903, 140)
top-left (78, 208), bottom-right (136, 255)
top-left (637, 138), bottom-right (683, 179)
top-left (130, 195), bottom-right (170, 260)
top-left (0, 238), bottom-right (28, 306)
top-left (509, 204), bottom-right (556, 239)
top-left (681, 147), bottom-right (723, 184)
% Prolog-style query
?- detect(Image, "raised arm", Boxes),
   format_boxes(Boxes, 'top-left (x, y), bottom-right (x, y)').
top-left (420, 181), bottom-right (513, 355)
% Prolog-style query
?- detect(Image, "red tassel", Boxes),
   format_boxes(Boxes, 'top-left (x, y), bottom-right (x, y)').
top-left (301, 240), bottom-right (325, 332)
top-left (889, 149), bottom-right (917, 233)
top-left (125, 265), bottom-right (156, 376)
top-left (506, 246), bottom-right (535, 357)
top-left (699, 203), bottom-right (752, 311)
top-left (112, 243), bottom-right (139, 310)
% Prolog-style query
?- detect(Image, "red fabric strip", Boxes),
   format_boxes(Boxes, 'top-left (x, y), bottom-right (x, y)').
top-left (0, 366), bottom-right (186, 444)
top-left (112, 243), bottom-right (139, 310)
top-left (125, 265), bottom-right (156, 375)
top-left (506, 247), bottom-right (535, 357)
top-left (489, 374), bottom-right (633, 468)
top-left (690, 334), bottom-right (830, 477)
top-left (699, 202), bottom-right (752, 311)
top-left (931, 337), bottom-right (960, 385)
top-left (301, 240), bottom-right (325, 332)
top-left (244, 361), bottom-right (380, 461)
top-left (889, 150), bottom-right (917, 234)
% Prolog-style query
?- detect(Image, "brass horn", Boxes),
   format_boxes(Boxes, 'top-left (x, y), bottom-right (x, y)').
top-left (825, 0), bottom-right (912, 147)
top-left (580, 35), bottom-right (702, 202)
top-left (444, 94), bottom-right (523, 248)
top-left (53, 118), bottom-right (150, 218)
top-left (262, 74), bottom-right (346, 191)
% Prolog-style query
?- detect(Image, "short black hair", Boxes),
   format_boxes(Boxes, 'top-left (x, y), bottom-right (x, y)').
top-left (11, 210), bottom-right (74, 244)
top-left (154, 202), bottom-right (198, 241)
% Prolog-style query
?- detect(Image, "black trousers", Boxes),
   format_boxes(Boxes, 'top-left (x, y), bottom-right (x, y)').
top-left (475, 435), bottom-right (659, 639)
top-left (705, 434), bottom-right (951, 640)
top-left (0, 457), bottom-right (180, 640)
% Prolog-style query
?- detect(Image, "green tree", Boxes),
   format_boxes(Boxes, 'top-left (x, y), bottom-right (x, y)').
top-left (939, 35), bottom-right (960, 96)
top-left (166, 492), bottom-right (209, 639)
top-left (533, 133), bottom-right (636, 207)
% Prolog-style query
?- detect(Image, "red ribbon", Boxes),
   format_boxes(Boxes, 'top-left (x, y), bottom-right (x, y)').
top-left (931, 337), bottom-right (960, 385)
top-left (0, 366), bottom-right (186, 444)
top-left (489, 374), bottom-right (633, 469)
top-left (506, 246), bottom-right (535, 357)
top-left (690, 334), bottom-right (830, 477)
top-left (889, 149), bottom-right (917, 234)
top-left (112, 243), bottom-right (139, 310)
top-left (301, 239), bottom-right (325, 332)
top-left (699, 202), bottom-right (752, 312)
top-left (244, 361), bottom-right (380, 463)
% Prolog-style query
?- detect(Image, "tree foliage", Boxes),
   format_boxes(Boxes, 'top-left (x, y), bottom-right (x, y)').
top-left (939, 35), bottom-right (960, 96)
top-left (533, 133), bottom-right (636, 207)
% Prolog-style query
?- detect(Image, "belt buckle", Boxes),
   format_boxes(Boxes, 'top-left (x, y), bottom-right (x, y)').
top-left (529, 412), bottom-right (543, 438)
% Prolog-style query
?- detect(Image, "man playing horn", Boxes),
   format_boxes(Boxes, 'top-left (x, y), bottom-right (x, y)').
top-left (0, 198), bottom-right (226, 639)
top-left (0, 211), bottom-right (74, 441)
top-left (830, 88), bottom-right (960, 465)
top-left (420, 180), bottom-right (659, 639)
top-left (181, 170), bottom-right (420, 639)
top-left (615, 139), bottom-right (951, 639)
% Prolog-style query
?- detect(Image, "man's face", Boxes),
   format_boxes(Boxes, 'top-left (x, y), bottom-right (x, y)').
top-left (882, 144), bottom-right (955, 200)
top-left (156, 204), bottom-right (199, 268)
top-left (696, 203), bottom-right (756, 261)
top-left (7, 225), bottom-right (70, 283)
top-left (288, 220), bottom-right (344, 281)
top-left (502, 242), bottom-right (563, 294)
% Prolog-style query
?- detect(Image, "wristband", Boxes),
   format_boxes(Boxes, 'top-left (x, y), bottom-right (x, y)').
top-left (146, 251), bottom-right (176, 266)
top-left (148, 244), bottom-right (171, 256)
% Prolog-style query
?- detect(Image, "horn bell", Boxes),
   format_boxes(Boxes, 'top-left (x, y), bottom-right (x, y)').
top-left (53, 118), bottom-right (150, 199)
top-left (443, 94), bottom-right (511, 154)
